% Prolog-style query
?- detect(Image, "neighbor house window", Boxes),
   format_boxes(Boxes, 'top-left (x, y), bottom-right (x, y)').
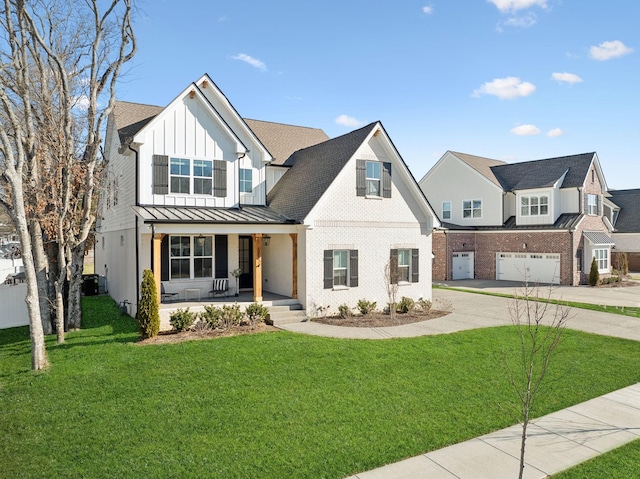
top-left (366, 161), bottom-right (381, 196)
top-left (239, 168), bottom-right (252, 193)
top-left (462, 199), bottom-right (482, 218)
top-left (594, 248), bottom-right (608, 272)
top-left (170, 236), bottom-right (191, 279)
top-left (587, 194), bottom-right (598, 215)
top-left (194, 236), bottom-right (213, 278)
top-left (193, 160), bottom-right (213, 195)
top-left (521, 195), bottom-right (549, 216)
top-left (170, 158), bottom-right (190, 194)
top-left (442, 201), bottom-right (451, 220)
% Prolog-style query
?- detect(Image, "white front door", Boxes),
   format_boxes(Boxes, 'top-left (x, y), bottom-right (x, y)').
top-left (496, 253), bottom-right (560, 284)
top-left (452, 252), bottom-right (474, 280)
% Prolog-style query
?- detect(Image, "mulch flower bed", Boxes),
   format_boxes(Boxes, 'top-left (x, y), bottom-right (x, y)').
top-left (313, 309), bottom-right (450, 328)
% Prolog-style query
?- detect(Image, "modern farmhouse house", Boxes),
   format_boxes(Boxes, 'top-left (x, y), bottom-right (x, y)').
top-left (95, 74), bottom-right (438, 320)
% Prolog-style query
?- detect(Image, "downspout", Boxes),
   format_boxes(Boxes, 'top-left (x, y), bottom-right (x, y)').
top-left (128, 145), bottom-right (140, 309)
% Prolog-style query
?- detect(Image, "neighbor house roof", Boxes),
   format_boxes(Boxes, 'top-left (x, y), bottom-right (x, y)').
top-left (450, 151), bottom-right (506, 188)
top-left (267, 122), bottom-right (378, 221)
top-left (244, 119), bottom-right (329, 165)
top-left (583, 231), bottom-right (615, 245)
top-left (608, 189), bottom-right (640, 233)
top-left (491, 152), bottom-right (596, 191)
top-left (441, 213), bottom-right (584, 232)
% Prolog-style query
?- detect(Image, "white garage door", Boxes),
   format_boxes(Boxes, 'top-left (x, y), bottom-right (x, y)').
top-left (496, 253), bottom-right (560, 284)
top-left (452, 252), bottom-right (474, 280)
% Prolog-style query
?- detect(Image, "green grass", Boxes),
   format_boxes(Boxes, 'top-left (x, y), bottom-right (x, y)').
top-left (2, 296), bottom-right (640, 478)
top-left (434, 285), bottom-right (640, 318)
top-left (553, 439), bottom-right (640, 478)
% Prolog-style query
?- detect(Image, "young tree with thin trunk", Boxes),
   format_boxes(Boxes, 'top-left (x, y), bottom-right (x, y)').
top-left (384, 256), bottom-right (399, 321)
top-left (503, 282), bottom-right (571, 479)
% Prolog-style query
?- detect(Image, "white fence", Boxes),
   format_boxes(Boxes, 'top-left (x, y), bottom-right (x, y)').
top-left (0, 283), bottom-right (29, 329)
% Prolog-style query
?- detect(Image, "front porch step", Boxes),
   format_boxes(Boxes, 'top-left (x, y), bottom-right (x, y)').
top-left (266, 303), bottom-right (307, 326)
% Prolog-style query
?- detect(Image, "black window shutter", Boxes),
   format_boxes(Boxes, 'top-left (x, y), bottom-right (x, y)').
top-left (152, 154), bottom-right (169, 195)
top-left (356, 159), bottom-right (366, 196)
top-left (213, 160), bottom-right (227, 197)
top-left (323, 250), bottom-right (333, 289)
top-left (584, 192), bottom-right (588, 213)
top-left (215, 235), bottom-right (228, 278)
top-left (411, 249), bottom-right (419, 283)
top-left (349, 250), bottom-right (358, 287)
top-left (382, 162), bottom-right (392, 198)
top-left (390, 249), bottom-right (398, 284)
top-left (597, 195), bottom-right (602, 215)
top-left (161, 235), bottom-right (169, 281)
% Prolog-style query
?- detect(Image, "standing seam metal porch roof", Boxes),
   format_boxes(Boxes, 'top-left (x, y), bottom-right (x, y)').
top-left (583, 231), bottom-right (615, 245)
top-left (132, 205), bottom-right (296, 224)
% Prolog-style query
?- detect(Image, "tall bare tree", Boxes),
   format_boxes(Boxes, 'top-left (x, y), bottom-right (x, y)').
top-left (0, 0), bottom-right (135, 366)
top-left (502, 282), bottom-right (571, 479)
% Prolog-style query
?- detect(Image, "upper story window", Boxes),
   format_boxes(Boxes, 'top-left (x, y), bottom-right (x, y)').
top-left (442, 201), bottom-right (451, 220)
top-left (356, 159), bottom-right (391, 198)
top-left (170, 158), bottom-right (190, 194)
top-left (366, 161), bottom-right (381, 196)
top-left (239, 168), bottom-right (253, 193)
top-left (462, 199), bottom-right (482, 219)
top-left (521, 195), bottom-right (549, 216)
top-left (586, 194), bottom-right (599, 215)
top-left (193, 160), bottom-right (213, 195)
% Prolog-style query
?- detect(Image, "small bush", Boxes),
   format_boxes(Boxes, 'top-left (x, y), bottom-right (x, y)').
top-left (589, 257), bottom-right (600, 286)
top-left (200, 305), bottom-right (224, 329)
top-left (601, 276), bottom-right (621, 285)
top-left (417, 298), bottom-right (432, 314)
top-left (169, 308), bottom-right (195, 332)
top-left (338, 303), bottom-right (352, 319)
top-left (245, 303), bottom-right (269, 325)
top-left (137, 269), bottom-right (160, 339)
top-left (192, 319), bottom-right (213, 334)
top-left (396, 296), bottom-right (415, 314)
top-left (356, 299), bottom-right (377, 315)
top-left (222, 303), bottom-right (245, 327)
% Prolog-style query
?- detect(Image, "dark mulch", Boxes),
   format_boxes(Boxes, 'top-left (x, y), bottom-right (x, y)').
top-left (138, 322), bottom-right (278, 345)
top-left (312, 310), bottom-right (450, 328)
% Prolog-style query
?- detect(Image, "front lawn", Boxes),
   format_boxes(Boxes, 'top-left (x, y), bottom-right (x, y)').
top-left (553, 439), bottom-right (640, 478)
top-left (2, 296), bottom-right (640, 478)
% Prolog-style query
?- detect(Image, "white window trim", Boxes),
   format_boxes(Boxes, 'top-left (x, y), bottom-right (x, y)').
top-left (333, 250), bottom-right (349, 289)
top-left (365, 161), bottom-right (381, 197)
top-left (169, 156), bottom-right (215, 196)
top-left (587, 194), bottom-right (598, 216)
top-left (442, 201), bottom-right (451, 220)
top-left (169, 235), bottom-right (214, 280)
top-left (594, 248), bottom-right (609, 273)
top-left (462, 199), bottom-right (482, 219)
top-left (520, 194), bottom-right (549, 217)
top-left (239, 168), bottom-right (253, 193)
top-left (397, 249), bottom-right (412, 285)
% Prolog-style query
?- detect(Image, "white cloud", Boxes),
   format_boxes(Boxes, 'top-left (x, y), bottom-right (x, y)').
top-left (422, 5), bottom-right (433, 14)
top-left (551, 72), bottom-right (583, 84)
top-left (511, 124), bottom-right (541, 136)
top-left (232, 53), bottom-right (267, 71)
top-left (504, 12), bottom-right (537, 28)
top-left (547, 128), bottom-right (563, 137)
top-left (72, 94), bottom-right (90, 111)
top-left (218, 16), bottom-right (229, 22)
top-left (589, 40), bottom-right (633, 61)
top-left (335, 115), bottom-right (362, 128)
top-left (488, 0), bottom-right (547, 12)
top-left (472, 77), bottom-right (536, 99)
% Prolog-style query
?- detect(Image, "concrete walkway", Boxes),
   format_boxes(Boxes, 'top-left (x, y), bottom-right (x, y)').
top-left (275, 286), bottom-right (640, 478)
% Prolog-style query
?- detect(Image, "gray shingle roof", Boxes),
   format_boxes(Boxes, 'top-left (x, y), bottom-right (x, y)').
top-left (490, 153), bottom-right (596, 191)
top-left (132, 205), bottom-right (295, 224)
top-left (267, 122), bottom-right (379, 221)
top-left (244, 119), bottom-right (329, 165)
top-left (450, 151), bottom-right (506, 188)
top-left (608, 189), bottom-right (640, 233)
top-left (112, 101), bottom-right (163, 145)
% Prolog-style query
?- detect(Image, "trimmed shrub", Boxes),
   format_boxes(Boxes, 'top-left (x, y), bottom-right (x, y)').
top-left (169, 308), bottom-right (195, 332)
top-left (223, 303), bottom-right (245, 327)
top-left (200, 305), bottom-right (224, 329)
top-left (137, 269), bottom-right (160, 338)
top-left (356, 299), bottom-right (377, 315)
top-left (417, 298), bottom-right (432, 314)
top-left (338, 303), bottom-right (352, 319)
top-left (589, 257), bottom-right (600, 286)
top-left (396, 296), bottom-right (415, 314)
top-left (245, 303), bottom-right (269, 325)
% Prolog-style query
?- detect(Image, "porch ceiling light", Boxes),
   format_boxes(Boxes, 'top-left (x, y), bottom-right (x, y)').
top-left (263, 235), bottom-right (271, 246)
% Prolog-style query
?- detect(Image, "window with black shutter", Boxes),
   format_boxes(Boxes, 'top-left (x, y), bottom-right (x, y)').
top-left (213, 160), bottom-right (227, 197)
top-left (152, 154), bottom-right (169, 195)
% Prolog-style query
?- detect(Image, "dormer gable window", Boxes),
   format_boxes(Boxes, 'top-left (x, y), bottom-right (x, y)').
top-left (356, 159), bottom-right (392, 198)
top-left (521, 194), bottom-right (549, 216)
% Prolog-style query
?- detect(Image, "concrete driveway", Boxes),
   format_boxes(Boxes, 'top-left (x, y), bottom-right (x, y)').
top-left (436, 279), bottom-right (640, 308)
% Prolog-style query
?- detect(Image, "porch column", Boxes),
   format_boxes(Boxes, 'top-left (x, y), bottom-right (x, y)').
top-left (252, 233), bottom-right (263, 302)
top-left (152, 234), bottom-right (165, 305)
top-left (290, 233), bottom-right (298, 299)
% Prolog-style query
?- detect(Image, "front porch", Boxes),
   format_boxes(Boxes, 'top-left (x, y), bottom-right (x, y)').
top-left (158, 290), bottom-right (301, 331)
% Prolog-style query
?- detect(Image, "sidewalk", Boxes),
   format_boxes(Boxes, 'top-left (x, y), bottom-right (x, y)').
top-left (345, 383), bottom-right (640, 479)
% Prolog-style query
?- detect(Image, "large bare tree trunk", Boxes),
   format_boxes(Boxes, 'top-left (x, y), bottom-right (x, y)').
top-left (30, 219), bottom-right (52, 335)
top-left (67, 242), bottom-right (85, 330)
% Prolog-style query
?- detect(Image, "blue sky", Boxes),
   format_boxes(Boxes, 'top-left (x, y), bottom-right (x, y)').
top-left (120, 0), bottom-right (638, 189)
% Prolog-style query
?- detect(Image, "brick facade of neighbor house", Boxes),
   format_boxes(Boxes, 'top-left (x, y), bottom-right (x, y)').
top-left (432, 230), bottom-right (447, 281)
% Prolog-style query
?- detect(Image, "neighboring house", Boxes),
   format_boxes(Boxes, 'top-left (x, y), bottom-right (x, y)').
top-left (607, 189), bottom-right (640, 272)
top-left (95, 74), bottom-right (438, 320)
top-left (420, 151), bottom-right (614, 285)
